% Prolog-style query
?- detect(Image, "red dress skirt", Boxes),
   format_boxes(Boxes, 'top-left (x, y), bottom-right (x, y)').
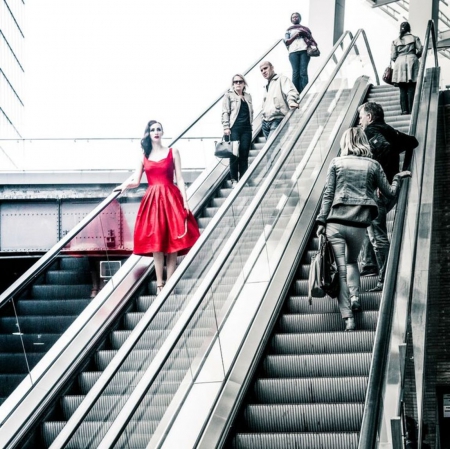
top-left (133, 149), bottom-right (200, 256)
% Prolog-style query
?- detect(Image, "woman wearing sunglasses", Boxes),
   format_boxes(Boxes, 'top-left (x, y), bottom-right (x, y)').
top-left (221, 74), bottom-right (254, 187)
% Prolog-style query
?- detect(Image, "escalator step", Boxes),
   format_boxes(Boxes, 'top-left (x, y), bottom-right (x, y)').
top-left (0, 374), bottom-right (27, 396)
top-left (31, 284), bottom-right (92, 299)
top-left (0, 333), bottom-right (60, 352)
top-left (0, 353), bottom-right (45, 373)
top-left (15, 299), bottom-right (91, 316)
top-left (263, 352), bottom-right (371, 378)
top-left (95, 348), bottom-right (197, 371)
top-left (0, 315), bottom-right (76, 333)
top-left (286, 292), bottom-right (381, 313)
top-left (61, 394), bottom-right (174, 420)
top-left (253, 376), bottom-right (368, 403)
top-left (122, 311), bottom-right (182, 331)
top-left (42, 420), bottom-right (160, 449)
top-left (243, 403), bottom-right (363, 432)
top-left (269, 330), bottom-right (375, 355)
top-left (230, 432), bottom-right (358, 449)
top-left (46, 270), bottom-right (91, 284)
top-left (78, 370), bottom-right (182, 395)
top-left (59, 258), bottom-right (90, 271)
top-left (278, 310), bottom-right (378, 333)
top-left (41, 421), bottom-right (113, 449)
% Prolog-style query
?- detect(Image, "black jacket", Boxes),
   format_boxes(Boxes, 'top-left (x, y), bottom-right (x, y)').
top-left (364, 120), bottom-right (418, 183)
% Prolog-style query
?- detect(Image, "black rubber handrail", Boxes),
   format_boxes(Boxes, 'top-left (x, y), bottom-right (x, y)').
top-left (358, 19), bottom-right (438, 449)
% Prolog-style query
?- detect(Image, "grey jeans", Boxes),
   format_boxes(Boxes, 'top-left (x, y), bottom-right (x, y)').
top-left (326, 222), bottom-right (366, 319)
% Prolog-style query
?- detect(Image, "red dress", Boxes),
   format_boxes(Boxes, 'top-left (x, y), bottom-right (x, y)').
top-left (133, 148), bottom-right (200, 256)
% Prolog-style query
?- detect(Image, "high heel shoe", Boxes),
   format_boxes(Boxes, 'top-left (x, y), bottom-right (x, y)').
top-left (90, 288), bottom-right (99, 299)
top-left (156, 283), bottom-right (165, 294)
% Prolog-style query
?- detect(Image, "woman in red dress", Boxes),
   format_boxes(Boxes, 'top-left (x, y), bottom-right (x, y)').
top-left (117, 120), bottom-right (200, 293)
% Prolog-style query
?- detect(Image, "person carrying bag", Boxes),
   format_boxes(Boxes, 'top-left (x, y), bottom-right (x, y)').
top-left (221, 74), bottom-right (253, 188)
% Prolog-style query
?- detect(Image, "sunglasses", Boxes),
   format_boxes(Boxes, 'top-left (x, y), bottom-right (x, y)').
top-left (233, 80), bottom-right (244, 84)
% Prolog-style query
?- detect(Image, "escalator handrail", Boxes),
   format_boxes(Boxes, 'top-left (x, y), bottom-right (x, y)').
top-left (93, 30), bottom-right (380, 448)
top-left (410, 20), bottom-right (438, 137)
top-left (43, 30), bottom-right (361, 449)
top-left (358, 19), bottom-right (438, 449)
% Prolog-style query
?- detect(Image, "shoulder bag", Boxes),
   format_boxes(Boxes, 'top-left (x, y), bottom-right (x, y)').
top-left (215, 136), bottom-right (239, 159)
top-left (382, 62), bottom-right (394, 85)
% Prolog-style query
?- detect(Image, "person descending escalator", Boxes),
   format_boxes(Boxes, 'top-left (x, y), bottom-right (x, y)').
top-left (115, 120), bottom-right (200, 294)
top-left (316, 127), bottom-right (411, 331)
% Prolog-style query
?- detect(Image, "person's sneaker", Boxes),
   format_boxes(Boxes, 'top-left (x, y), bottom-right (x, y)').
top-left (369, 282), bottom-right (383, 292)
top-left (351, 296), bottom-right (361, 311)
top-left (230, 179), bottom-right (237, 189)
top-left (345, 317), bottom-right (356, 332)
top-left (360, 266), bottom-right (378, 277)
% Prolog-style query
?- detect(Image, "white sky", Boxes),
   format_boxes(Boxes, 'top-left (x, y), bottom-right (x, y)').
top-left (23, 0), bottom-right (398, 140)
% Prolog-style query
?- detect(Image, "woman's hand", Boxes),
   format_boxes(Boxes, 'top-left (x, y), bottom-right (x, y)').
top-left (397, 170), bottom-right (412, 178)
top-left (316, 224), bottom-right (326, 237)
top-left (183, 199), bottom-right (190, 212)
top-left (224, 128), bottom-right (231, 136)
top-left (114, 184), bottom-right (127, 193)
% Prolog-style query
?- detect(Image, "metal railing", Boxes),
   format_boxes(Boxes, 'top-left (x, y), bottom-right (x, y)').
top-left (358, 19), bottom-right (439, 449)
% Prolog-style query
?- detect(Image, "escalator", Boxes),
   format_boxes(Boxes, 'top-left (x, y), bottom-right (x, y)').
top-left (37, 83), bottom-right (351, 449)
top-left (193, 24), bottom-right (439, 449)
top-left (222, 88), bottom-right (411, 449)
top-left (0, 32), bottom-right (359, 449)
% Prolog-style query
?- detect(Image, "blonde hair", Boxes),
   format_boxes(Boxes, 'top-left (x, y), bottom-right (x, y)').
top-left (231, 73), bottom-right (248, 89)
top-left (340, 127), bottom-right (373, 157)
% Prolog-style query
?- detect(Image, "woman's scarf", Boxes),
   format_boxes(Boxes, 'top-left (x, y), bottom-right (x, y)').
top-left (286, 24), bottom-right (317, 47)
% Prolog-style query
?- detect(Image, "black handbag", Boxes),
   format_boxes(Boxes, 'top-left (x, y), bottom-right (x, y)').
top-left (307, 45), bottom-right (320, 57)
top-left (215, 136), bottom-right (239, 159)
top-left (308, 234), bottom-right (339, 304)
top-left (382, 63), bottom-right (393, 85)
top-left (308, 246), bottom-right (326, 305)
top-left (320, 234), bottom-right (339, 299)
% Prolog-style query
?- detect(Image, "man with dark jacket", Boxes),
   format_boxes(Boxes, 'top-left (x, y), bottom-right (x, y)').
top-left (358, 101), bottom-right (418, 291)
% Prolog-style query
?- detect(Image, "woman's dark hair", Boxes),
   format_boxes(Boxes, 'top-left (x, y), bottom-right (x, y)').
top-left (141, 120), bottom-right (163, 158)
top-left (400, 21), bottom-right (411, 38)
top-left (291, 12), bottom-right (301, 23)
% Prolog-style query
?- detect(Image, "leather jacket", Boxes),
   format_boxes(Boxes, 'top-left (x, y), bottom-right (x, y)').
top-left (221, 89), bottom-right (253, 131)
top-left (364, 120), bottom-right (418, 183)
top-left (316, 155), bottom-right (401, 226)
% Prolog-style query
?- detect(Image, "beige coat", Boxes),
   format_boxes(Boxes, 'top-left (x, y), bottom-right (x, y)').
top-left (261, 73), bottom-right (299, 122)
top-left (391, 33), bottom-right (422, 84)
top-left (221, 89), bottom-right (254, 131)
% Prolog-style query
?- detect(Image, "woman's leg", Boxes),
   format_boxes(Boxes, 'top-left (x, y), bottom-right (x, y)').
top-left (229, 127), bottom-right (239, 182)
top-left (398, 83), bottom-right (409, 113)
top-left (153, 252), bottom-right (165, 290)
top-left (289, 51), bottom-right (301, 92)
top-left (298, 50), bottom-right (310, 94)
top-left (237, 128), bottom-right (252, 179)
top-left (166, 252), bottom-right (178, 281)
top-left (344, 226), bottom-right (367, 299)
top-left (326, 223), bottom-right (352, 319)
